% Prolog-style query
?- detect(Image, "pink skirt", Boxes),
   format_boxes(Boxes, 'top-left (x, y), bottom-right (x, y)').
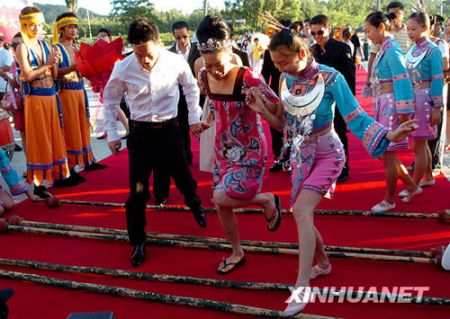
top-left (290, 131), bottom-right (345, 205)
top-left (411, 88), bottom-right (438, 140)
top-left (373, 93), bottom-right (409, 151)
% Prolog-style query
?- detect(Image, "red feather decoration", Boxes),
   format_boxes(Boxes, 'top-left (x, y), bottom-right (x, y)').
top-left (74, 37), bottom-right (124, 94)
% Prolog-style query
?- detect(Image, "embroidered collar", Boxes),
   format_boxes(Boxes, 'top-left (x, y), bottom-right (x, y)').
top-left (380, 36), bottom-right (393, 52)
top-left (416, 37), bottom-right (428, 48)
top-left (296, 61), bottom-right (319, 79)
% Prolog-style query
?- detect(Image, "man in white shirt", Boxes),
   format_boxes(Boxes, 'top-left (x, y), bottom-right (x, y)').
top-left (0, 35), bottom-right (14, 100)
top-left (103, 18), bottom-right (208, 267)
top-left (151, 21), bottom-right (202, 206)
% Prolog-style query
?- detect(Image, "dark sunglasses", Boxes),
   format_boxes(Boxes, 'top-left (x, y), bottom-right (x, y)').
top-left (311, 30), bottom-right (325, 37)
top-left (175, 35), bottom-right (189, 40)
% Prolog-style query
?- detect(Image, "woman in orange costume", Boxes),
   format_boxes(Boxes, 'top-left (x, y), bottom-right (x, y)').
top-left (15, 6), bottom-right (71, 197)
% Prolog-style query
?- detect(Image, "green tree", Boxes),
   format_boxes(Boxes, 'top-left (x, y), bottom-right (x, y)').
top-left (111, 0), bottom-right (155, 26)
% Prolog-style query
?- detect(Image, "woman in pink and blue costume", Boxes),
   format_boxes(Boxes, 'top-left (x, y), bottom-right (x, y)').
top-left (246, 27), bottom-right (418, 317)
top-left (365, 11), bottom-right (420, 211)
top-left (406, 12), bottom-right (444, 191)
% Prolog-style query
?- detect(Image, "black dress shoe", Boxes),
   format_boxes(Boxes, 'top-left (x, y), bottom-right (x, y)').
top-left (269, 161), bottom-right (283, 172)
top-left (84, 162), bottom-right (108, 171)
top-left (130, 243), bottom-right (146, 267)
top-left (33, 185), bottom-right (52, 199)
top-left (155, 197), bottom-right (168, 206)
top-left (70, 170), bottom-right (86, 183)
top-left (14, 144), bottom-right (23, 152)
top-left (53, 176), bottom-right (79, 187)
top-left (191, 206), bottom-right (207, 228)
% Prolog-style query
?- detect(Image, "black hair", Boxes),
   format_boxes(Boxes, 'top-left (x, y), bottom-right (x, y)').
top-left (268, 28), bottom-right (312, 62)
top-left (20, 6), bottom-right (41, 16)
top-left (310, 14), bottom-right (329, 27)
top-left (128, 18), bottom-right (159, 45)
top-left (341, 28), bottom-right (352, 40)
top-left (196, 15), bottom-right (230, 49)
top-left (386, 1), bottom-right (405, 11)
top-left (171, 21), bottom-right (189, 32)
top-left (430, 14), bottom-right (444, 26)
top-left (408, 11), bottom-right (430, 28)
top-left (97, 28), bottom-right (112, 37)
top-left (56, 12), bottom-right (77, 22)
top-left (365, 11), bottom-right (393, 30)
top-left (289, 20), bottom-right (304, 33)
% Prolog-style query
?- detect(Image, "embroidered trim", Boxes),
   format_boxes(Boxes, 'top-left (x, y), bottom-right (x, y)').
top-left (431, 96), bottom-right (443, 108)
top-left (343, 107), bottom-right (364, 123)
top-left (392, 73), bottom-right (409, 81)
top-left (363, 122), bottom-right (389, 157)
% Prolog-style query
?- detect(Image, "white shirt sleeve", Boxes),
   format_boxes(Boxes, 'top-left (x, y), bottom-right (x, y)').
top-left (177, 59), bottom-right (203, 125)
top-left (103, 61), bottom-right (125, 142)
top-left (438, 40), bottom-right (449, 59)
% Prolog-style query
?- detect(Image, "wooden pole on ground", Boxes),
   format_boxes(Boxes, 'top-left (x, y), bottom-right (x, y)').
top-left (0, 259), bottom-right (448, 306)
top-left (0, 269), bottom-right (341, 319)
top-left (55, 199), bottom-right (440, 219)
top-left (9, 217), bottom-right (434, 258)
top-left (0, 223), bottom-right (438, 264)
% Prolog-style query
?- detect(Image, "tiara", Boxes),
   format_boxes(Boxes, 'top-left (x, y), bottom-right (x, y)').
top-left (197, 38), bottom-right (231, 52)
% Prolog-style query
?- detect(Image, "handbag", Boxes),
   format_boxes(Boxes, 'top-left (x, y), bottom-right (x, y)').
top-left (199, 98), bottom-right (216, 173)
top-left (1, 82), bottom-right (22, 112)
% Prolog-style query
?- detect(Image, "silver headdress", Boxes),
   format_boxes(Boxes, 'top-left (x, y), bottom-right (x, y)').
top-left (197, 38), bottom-right (231, 52)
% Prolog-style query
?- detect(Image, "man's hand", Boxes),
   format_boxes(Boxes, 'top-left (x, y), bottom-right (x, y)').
top-left (190, 122), bottom-right (210, 138)
top-left (108, 140), bottom-right (121, 155)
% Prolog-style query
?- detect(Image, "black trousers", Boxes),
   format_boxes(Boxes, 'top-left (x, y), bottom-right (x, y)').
top-left (125, 119), bottom-right (201, 245)
top-left (334, 108), bottom-right (350, 172)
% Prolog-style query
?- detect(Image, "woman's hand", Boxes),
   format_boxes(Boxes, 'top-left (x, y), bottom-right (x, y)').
top-left (431, 108), bottom-right (441, 126)
top-left (386, 119), bottom-right (419, 142)
top-left (245, 87), bottom-right (267, 114)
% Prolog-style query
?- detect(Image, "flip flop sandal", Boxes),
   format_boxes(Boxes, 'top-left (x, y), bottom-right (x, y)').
top-left (266, 194), bottom-right (282, 232)
top-left (216, 256), bottom-right (246, 275)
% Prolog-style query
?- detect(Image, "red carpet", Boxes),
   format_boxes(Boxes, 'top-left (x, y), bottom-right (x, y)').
top-left (1, 70), bottom-right (449, 319)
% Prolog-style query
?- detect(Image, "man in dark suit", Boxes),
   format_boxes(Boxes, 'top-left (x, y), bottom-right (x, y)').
top-left (153, 21), bottom-right (201, 205)
top-left (310, 14), bottom-right (356, 183)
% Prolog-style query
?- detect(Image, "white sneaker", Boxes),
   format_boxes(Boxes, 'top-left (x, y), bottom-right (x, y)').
top-left (281, 287), bottom-right (309, 317)
top-left (419, 179), bottom-right (435, 188)
top-left (371, 200), bottom-right (396, 213)
top-left (310, 264), bottom-right (332, 280)
top-left (401, 187), bottom-right (423, 203)
top-left (281, 301), bottom-right (308, 317)
top-left (398, 189), bottom-right (409, 198)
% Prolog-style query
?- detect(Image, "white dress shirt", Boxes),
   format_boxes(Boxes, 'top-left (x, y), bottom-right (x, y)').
top-left (175, 43), bottom-right (190, 61)
top-left (103, 48), bottom-right (202, 141)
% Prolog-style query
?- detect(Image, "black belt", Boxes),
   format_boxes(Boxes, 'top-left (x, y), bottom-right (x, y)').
top-left (129, 118), bottom-right (178, 130)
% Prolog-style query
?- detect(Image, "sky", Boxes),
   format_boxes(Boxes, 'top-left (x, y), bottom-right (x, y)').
top-left (32, 0), bottom-right (225, 15)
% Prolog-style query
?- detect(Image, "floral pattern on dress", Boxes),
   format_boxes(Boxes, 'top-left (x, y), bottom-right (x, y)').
top-left (201, 68), bottom-right (278, 199)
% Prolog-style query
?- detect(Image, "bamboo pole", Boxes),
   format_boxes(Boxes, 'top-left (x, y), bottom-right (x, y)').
top-left (3, 224), bottom-right (437, 264)
top-left (12, 219), bottom-right (433, 258)
top-left (56, 199), bottom-right (439, 219)
top-left (0, 269), bottom-right (340, 319)
top-left (0, 259), bottom-right (448, 306)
